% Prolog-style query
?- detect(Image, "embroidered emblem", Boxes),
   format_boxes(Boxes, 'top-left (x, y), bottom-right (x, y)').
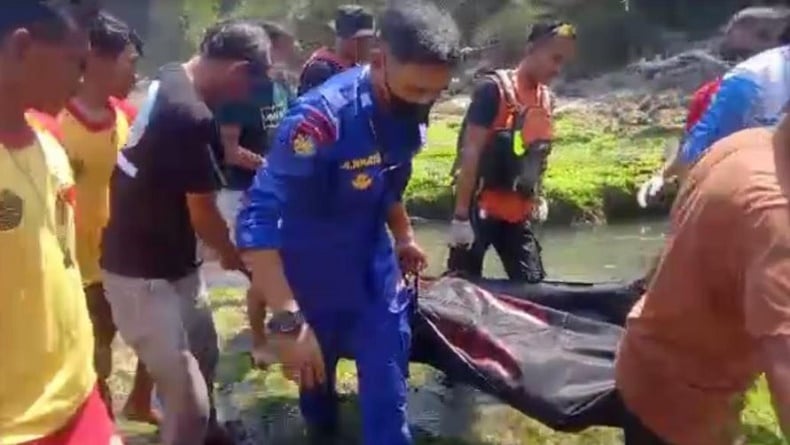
top-left (351, 173), bottom-right (372, 190)
top-left (293, 133), bottom-right (316, 157)
top-left (0, 189), bottom-right (23, 231)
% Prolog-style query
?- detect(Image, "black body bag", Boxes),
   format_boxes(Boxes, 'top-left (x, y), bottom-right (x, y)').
top-left (410, 277), bottom-right (641, 432)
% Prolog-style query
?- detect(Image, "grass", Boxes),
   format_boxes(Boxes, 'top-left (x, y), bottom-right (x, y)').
top-left (114, 287), bottom-right (784, 445)
top-left (405, 109), bottom-right (674, 224)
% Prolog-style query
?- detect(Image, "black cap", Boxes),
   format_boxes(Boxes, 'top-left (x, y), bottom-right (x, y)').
top-left (0, 0), bottom-right (97, 36)
top-left (527, 21), bottom-right (576, 43)
top-left (334, 5), bottom-right (374, 39)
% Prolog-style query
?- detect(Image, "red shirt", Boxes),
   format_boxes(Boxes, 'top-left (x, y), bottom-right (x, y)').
top-left (685, 78), bottom-right (722, 132)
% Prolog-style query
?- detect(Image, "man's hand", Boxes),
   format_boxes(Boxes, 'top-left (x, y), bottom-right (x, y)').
top-left (532, 197), bottom-right (549, 222)
top-left (449, 218), bottom-right (475, 247)
top-left (219, 248), bottom-right (245, 272)
top-left (637, 175), bottom-right (666, 208)
top-left (396, 239), bottom-right (428, 274)
top-left (270, 326), bottom-right (325, 390)
top-left (226, 146), bottom-right (264, 171)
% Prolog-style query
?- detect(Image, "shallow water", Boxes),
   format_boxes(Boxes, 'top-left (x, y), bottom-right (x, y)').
top-left (205, 219), bottom-right (668, 288)
top-left (205, 218), bottom-right (669, 444)
top-left (414, 218), bottom-right (668, 281)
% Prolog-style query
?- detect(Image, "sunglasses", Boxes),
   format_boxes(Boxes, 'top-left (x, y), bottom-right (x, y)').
top-left (552, 23), bottom-right (576, 39)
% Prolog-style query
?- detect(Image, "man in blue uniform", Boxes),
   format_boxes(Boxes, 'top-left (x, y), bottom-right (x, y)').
top-left (678, 44), bottom-right (790, 168)
top-left (236, 2), bottom-right (461, 444)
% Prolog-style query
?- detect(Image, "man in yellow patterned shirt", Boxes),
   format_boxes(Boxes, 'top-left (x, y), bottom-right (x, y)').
top-left (58, 11), bottom-right (158, 425)
top-left (0, 2), bottom-right (120, 444)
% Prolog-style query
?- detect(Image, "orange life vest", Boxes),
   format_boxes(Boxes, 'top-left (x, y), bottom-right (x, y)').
top-left (477, 69), bottom-right (553, 223)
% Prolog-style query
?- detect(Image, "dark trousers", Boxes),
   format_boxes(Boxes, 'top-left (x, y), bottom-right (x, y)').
top-left (622, 408), bottom-right (671, 445)
top-left (449, 212), bottom-right (546, 282)
top-left (84, 283), bottom-right (118, 413)
top-left (617, 393), bottom-right (671, 445)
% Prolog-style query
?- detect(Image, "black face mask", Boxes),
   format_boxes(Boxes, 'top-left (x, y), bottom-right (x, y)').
top-left (383, 63), bottom-right (434, 123)
top-left (388, 93), bottom-right (432, 123)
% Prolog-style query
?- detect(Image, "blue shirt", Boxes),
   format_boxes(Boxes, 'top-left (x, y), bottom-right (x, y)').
top-left (680, 45), bottom-right (790, 165)
top-left (215, 80), bottom-right (293, 190)
top-left (235, 67), bottom-right (425, 314)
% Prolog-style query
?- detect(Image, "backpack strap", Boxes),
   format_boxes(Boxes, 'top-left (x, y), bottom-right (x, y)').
top-left (490, 69), bottom-right (523, 115)
top-left (538, 84), bottom-right (554, 114)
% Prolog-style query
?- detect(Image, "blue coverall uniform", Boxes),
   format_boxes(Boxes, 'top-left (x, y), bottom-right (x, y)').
top-left (236, 66), bottom-right (424, 445)
top-left (680, 45), bottom-right (790, 165)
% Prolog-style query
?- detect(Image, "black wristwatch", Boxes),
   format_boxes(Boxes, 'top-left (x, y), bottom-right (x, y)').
top-left (266, 310), bottom-right (305, 335)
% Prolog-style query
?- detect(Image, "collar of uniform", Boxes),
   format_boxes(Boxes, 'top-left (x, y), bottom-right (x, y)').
top-left (356, 65), bottom-right (376, 117)
top-left (353, 66), bottom-right (422, 164)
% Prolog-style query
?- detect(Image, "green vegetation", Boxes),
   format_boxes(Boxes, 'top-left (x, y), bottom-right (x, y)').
top-left (167, 0), bottom-right (753, 75)
top-left (405, 109), bottom-right (673, 224)
top-left (124, 0), bottom-right (774, 76)
top-left (116, 288), bottom-right (783, 445)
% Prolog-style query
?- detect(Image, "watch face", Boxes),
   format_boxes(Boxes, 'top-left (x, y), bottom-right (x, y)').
top-left (269, 311), bottom-right (303, 334)
top-left (279, 314), bottom-right (300, 332)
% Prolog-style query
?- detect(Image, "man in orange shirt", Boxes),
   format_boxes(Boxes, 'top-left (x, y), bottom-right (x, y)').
top-left (616, 120), bottom-right (790, 443)
top-left (0, 1), bottom-right (122, 444)
top-left (450, 22), bottom-right (576, 281)
top-left (58, 11), bottom-right (158, 425)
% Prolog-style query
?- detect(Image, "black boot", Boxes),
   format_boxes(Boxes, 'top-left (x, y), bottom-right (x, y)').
top-left (307, 423), bottom-right (342, 445)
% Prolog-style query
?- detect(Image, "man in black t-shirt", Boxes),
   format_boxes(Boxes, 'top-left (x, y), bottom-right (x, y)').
top-left (100, 19), bottom-right (271, 445)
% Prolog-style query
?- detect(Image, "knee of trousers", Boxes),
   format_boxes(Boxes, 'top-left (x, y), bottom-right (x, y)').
top-left (355, 314), bottom-right (411, 428)
top-left (151, 351), bottom-right (212, 421)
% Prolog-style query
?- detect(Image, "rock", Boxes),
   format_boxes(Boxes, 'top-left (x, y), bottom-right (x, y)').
top-left (432, 96), bottom-right (472, 117)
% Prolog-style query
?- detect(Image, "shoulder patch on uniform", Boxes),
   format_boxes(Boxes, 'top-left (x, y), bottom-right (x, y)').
top-left (291, 102), bottom-right (338, 149)
top-left (292, 132), bottom-right (316, 157)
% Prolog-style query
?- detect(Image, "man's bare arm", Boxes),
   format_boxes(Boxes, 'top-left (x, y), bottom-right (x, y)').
top-left (387, 202), bottom-right (414, 244)
top-left (220, 123), bottom-right (262, 170)
top-left (759, 335), bottom-right (790, 437)
top-left (453, 123), bottom-right (489, 218)
top-left (186, 193), bottom-right (237, 261)
top-left (220, 123), bottom-right (241, 156)
top-left (243, 249), bottom-right (299, 312)
top-left (660, 141), bottom-right (682, 180)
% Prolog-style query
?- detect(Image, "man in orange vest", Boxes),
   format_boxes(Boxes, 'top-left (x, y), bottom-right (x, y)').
top-left (297, 5), bottom-right (374, 95)
top-left (449, 22), bottom-right (576, 282)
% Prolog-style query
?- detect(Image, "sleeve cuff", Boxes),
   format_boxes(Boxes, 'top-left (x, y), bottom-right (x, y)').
top-left (235, 225), bottom-right (282, 251)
